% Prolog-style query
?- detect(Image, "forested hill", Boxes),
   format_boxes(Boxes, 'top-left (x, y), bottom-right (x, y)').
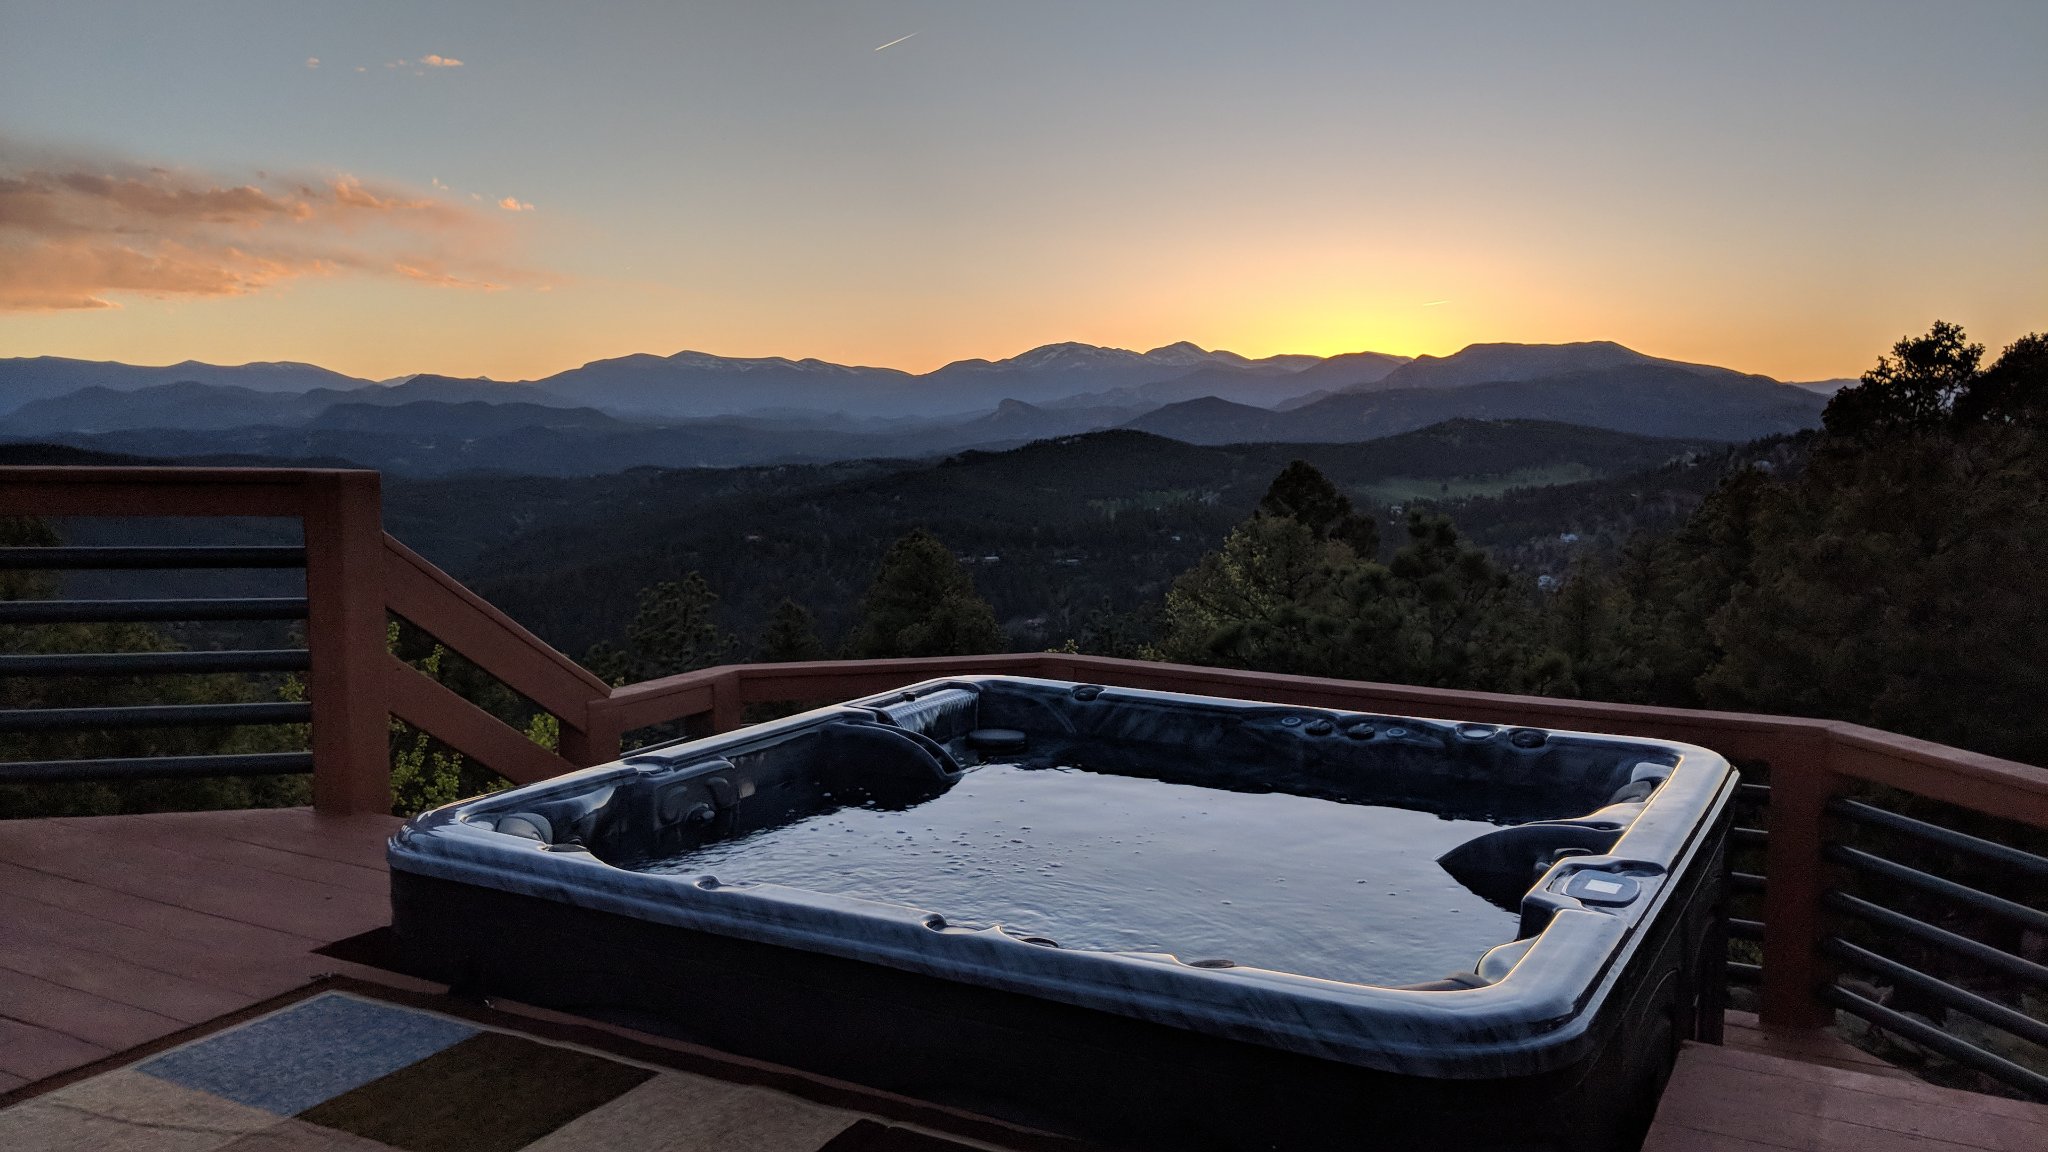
top-left (372, 419), bottom-right (1714, 655)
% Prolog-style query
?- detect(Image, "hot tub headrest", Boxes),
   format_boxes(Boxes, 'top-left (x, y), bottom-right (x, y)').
top-left (1436, 821), bottom-right (1626, 911)
top-left (801, 720), bottom-right (967, 811)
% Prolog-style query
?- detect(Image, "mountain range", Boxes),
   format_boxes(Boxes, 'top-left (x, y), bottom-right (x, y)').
top-left (0, 339), bottom-right (1832, 475)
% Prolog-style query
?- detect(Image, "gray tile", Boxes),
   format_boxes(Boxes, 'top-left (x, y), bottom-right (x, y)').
top-left (139, 993), bottom-right (476, 1116)
top-left (521, 1071), bottom-right (858, 1152)
top-left (0, 1068), bottom-right (277, 1152)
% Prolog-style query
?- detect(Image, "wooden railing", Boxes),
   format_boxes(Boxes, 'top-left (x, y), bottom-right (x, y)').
top-left (4, 466), bottom-right (2045, 1092)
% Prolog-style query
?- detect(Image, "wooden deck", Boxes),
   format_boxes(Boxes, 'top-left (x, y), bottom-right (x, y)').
top-left (1646, 1038), bottom-right (2047, 1151)
top-left (2, 807), bottom-right (2043, 1150)
top-left (0, 807), bottom-right (402, 1090)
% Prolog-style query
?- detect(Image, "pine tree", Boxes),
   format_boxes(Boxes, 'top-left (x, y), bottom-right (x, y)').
top-left (586, 572), bottom-right (736, 685)
top-left (1257, 460), bottom-right (1379, 557)
top-left (845, 529), bottom-right (1007, 658)
top-left (758, 598), bottom-right (827, 662)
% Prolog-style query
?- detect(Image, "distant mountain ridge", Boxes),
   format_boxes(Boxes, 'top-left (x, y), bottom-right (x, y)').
top-left (1125, 363), bottom-right (1825, 444)
top-left (0, 356), bottom-right (375, 411)
top-left (2, 338), bottom-right (1837, 472)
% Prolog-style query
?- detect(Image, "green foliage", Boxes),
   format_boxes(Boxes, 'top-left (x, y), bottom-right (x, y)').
top-left (1154, 513), bottom-right (1352, 673)
top-left (1156, 503), bottom-right (1551, 693)
top-left (389, 720), bottom-right (472, 816)
top-left (845, 529), bottom-right (1007, 658)
top-left (1557, 323), bottom-right (2048, 765)
top-left (524, 711), bottom-right (560, 751)
top-left (1259, 459), bottom-right (1379, 556)
top-left (1698, 422), bottom-right (2048, 758)
top-left (586, 572), bottom-right (736, 685)
top-left (758, 598), bottom-right (827, 662)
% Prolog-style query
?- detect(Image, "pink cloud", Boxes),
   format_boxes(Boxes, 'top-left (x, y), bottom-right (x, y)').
top-left (497, 197), bottom-right (535, 212)
top-left (0, 144), bottom-right (548, 311)
top-left (419, 54), bottom-right (463, 68)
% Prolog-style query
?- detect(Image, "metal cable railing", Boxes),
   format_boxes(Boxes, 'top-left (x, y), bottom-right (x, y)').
top-left (1819, 794), bottom-right (2048, 1100)
top-left (0, 544), bottom-right (313, 785)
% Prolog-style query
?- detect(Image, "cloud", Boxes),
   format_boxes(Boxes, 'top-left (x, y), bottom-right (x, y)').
top-left (306, 56), bottom-right (320, 69)
top-left (419, 54), bottom-right (463, 68)
top-left (0, 142), bottom-right (548, 311)
top-left (497, 197), bottom-right (534, 212)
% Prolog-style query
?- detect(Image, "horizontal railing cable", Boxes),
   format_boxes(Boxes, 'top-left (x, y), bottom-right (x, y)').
top-left (0, 598), bottom-right (308, 624)
top-left (1822, 983), bottom-right (2048, 1100)
top-left (1832, 797), bottom-right (2048, 879)
top-left (0, 701), bottom-right (311, 732)
top-left (1823, 936), bottom-right (2048, 1051)
top-left (0, 649), bottom-right (309, 676)
top-left (0, 546), bottom-right (305, 569)
top-left (0, 752), bottom-right (313, 784)
top-left (1825, 890), bottom-right (2048, 990)
top-left (1828, 844), bottom-right (2048, 935)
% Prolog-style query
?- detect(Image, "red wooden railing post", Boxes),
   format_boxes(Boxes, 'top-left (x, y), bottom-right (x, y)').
top-left (578, 698), bottom-right (624, 765)
top-left (302, 472), bottom-right (392, 815)
top-left (1758, 732), bottom-right (1837, 1030)
top-left (712, 670), bottom-right (744, 734)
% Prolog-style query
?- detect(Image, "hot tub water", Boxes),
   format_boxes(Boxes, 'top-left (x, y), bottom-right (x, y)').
top-left (630, 761), bottom-right (1521, 986)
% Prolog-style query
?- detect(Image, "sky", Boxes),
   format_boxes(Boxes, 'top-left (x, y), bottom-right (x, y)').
top-left (1, 1), bottom-right (2043, 383)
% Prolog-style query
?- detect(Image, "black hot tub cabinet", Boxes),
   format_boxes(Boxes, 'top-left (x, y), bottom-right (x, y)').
top-left (389, 677), bottom-right (1735, 1151)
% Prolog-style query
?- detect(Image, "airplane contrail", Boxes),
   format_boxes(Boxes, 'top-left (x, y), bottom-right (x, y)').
top-left (875, 32), bottom-right (918, 51)
top-left (1421, 299), bottom-right (1450, 307)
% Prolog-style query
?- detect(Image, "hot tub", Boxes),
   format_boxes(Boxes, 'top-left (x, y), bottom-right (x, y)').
top-left (389, 676), bottom-right (1734, 1151)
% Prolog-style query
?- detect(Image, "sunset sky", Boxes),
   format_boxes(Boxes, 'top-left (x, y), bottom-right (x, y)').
top-left (1, 1), bottom-right (2042, 383)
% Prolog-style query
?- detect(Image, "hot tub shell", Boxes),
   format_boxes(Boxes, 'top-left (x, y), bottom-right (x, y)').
top-left (389, 676), bottom-right (1735, 1151)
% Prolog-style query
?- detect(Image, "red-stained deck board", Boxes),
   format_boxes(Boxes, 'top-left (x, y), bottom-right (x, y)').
top-left (0, 1016), bottom-right (112, 1084)
top-left (1645, 1040), bottom-right (2048, 1152)
top-left (56, 811), bottom-right (391, 896)
top-left (0, 933), bottom-right (253, 1023)
top-left (0, 807), bottom-right (402, 1086)
top-left (0, 819), bottom-right (387, 940)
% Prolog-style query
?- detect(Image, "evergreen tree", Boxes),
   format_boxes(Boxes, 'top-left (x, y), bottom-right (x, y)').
top-left (586, 572), bottom-right (736, 685)
top-left (1366, 511), bottom-right (1551, 691)
top-left (1258, 460), bottom-right (1379, 557)
top-left (1560, 322), bottom-right (2048, 764)
top-left (1156, 470), bottom-right (1555, 692)
top-left (1153, 513), bottom-right (1351, 672)
top-left (845, 529), bottom-right (1007, 658)
top-left (758, 598), bottom-right (827, 662)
